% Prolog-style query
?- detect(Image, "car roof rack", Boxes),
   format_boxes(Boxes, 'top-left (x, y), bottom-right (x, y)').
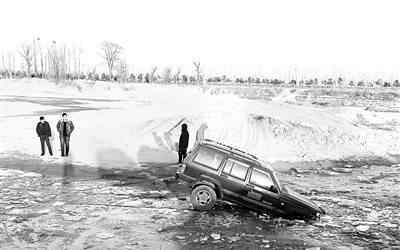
top-left (202, 139), bottom-right (259, 161)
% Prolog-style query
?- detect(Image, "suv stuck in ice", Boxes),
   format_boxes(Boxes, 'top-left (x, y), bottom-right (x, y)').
top-left (176, 139), bottom-right (325, 219)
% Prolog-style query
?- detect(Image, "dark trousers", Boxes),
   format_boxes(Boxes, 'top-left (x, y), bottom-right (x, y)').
top-left (178, 149), bottom-right (187, 163)
top-left (60, 136), bottom-right (70, 156)
top-left (40, 136), bottom-right (53, 155)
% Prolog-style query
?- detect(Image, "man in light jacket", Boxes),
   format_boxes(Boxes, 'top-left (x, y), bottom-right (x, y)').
top-left (56, 113), bottom-right (74, 157)
top-left (194, 123), bottom-right (208, 148)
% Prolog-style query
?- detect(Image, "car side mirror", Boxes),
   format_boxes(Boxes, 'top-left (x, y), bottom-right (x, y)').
top-left (269, 186), bottom-right (278, 193)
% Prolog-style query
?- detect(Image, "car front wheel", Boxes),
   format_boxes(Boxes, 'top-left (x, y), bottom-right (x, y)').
top-left (190, 185), bottom-right (217, 211)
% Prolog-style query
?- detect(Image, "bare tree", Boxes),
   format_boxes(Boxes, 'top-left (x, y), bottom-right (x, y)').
top-left (71, 45), bottom-right (84, 78)
top-left (163, 67), bottom-right (172, 83)
top-left (100, 41), bottom-right (123, 80)
top-left (19, 43), bottom-right (33, 75)
top-left (57, 44), bottom-right (68, 81)
top-left (33, 38), bottom-right (38, 75)
top-left (11, 53), bottom-right (15, 73)
top-left (4, 52), bottom-right (14, 77)
top-left (174, 68), bottom-right (181, 84)
top-left (193, 61), bottom-right (202, 84)
top-left (44, 51), bottom-right (49, 78)
top-left (47, 46), bottom-right (58, 81)
top-left (77, 47), bottom-right (83, 77)
top-left (150, 66), bottom-right (158, 82)
top-left (2, 53), bottom-right (9, 78)
top-left (67, 46), bottom-right (72, 76)
top-left (47, 41), bottom-right (64, 82)
top-left (36, 38), bottom-right (44, 76)
top-left (117, 59), bottom-right (128, 83)
top-left (1, 53), bottom-right (5, 72)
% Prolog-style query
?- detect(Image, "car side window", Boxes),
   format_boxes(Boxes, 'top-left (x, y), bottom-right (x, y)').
top-left (223, 159), bottom-right (249, 180)
top-left (193, 147), bottom-right (224, 170)
top-left (250, 169), bottom-right (274, 189)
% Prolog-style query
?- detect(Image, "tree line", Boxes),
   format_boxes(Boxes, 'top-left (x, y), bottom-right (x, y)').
top-left (1, 38), bottom-right (400, 88)
top-left (0, 39), bottom-right (205, 85)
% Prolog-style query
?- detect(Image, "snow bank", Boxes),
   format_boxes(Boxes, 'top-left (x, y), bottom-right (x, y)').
top-left (1, 79), bottom-right (399, 169)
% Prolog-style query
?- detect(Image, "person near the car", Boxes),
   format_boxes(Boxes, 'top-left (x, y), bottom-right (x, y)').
top-left (178, 123), bottom-right (189, 164)
top-left (56, 113), bottom-right (74, 157)
top-left (36, 116), bottom-right (53, 156)
top-left (194, 123), bottom-right (208, 148)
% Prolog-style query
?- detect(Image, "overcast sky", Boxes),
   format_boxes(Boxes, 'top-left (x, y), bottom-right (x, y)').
top-left (1, 0), bottom-right (400, 80)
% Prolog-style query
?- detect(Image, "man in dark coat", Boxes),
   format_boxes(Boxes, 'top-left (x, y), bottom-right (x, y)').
top-left (56, 113), bottom-right (75, 157)
top-left (36, 116), bottom-right (53, 156)
top-left (178, 123), bottom-right (189, 164)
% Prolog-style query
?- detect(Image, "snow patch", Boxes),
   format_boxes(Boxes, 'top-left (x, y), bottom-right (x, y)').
top-left (1, 79), bottom-right (399, 168)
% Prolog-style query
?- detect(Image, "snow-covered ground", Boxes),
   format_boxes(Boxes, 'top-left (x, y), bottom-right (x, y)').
top-left (0, 79), bottom-right (399, 169)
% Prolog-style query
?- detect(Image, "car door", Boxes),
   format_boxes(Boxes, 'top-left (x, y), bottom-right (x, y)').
top-left (245, 168), bottom-right (282, 211)
top-left (219, 157), bottom-right (250, 199)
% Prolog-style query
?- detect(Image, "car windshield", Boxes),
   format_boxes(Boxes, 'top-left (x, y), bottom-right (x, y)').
top-left (250, 169), bottom-right (274, 188)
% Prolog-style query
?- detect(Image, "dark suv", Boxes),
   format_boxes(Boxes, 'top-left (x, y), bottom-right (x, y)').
top-left (176, 139), bottom-right (325, 219)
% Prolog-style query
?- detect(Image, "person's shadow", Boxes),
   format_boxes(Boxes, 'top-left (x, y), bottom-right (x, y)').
top-left (95, 148), bottom-right (137, 169)
top-left (136, 145), bottom-right (177, 164)
top-left (94, 146), bottom-right (178, 188)
top-left (62, 163), bottom-right (75, 185)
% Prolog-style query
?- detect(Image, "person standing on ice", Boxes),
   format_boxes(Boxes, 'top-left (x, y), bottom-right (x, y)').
top-left (194, 123), bottom-right (208, 148)
top-left (36, 116), bottom-right (53, 156)
top-left (178, 123), bottom-right (189, 164)
top-left (56, 113), bottom-right (74, 157)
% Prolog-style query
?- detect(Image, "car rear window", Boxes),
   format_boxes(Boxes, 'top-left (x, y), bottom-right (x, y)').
top-left (193, 147), bottom-right (224, 170)
top-left (223, 159), bottom-right (249, 180)
top-left (250, 169), bottom-right (274, 189)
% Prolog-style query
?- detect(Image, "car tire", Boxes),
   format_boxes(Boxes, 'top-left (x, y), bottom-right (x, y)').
top-left (190, 185), bottom-right (217, 211)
